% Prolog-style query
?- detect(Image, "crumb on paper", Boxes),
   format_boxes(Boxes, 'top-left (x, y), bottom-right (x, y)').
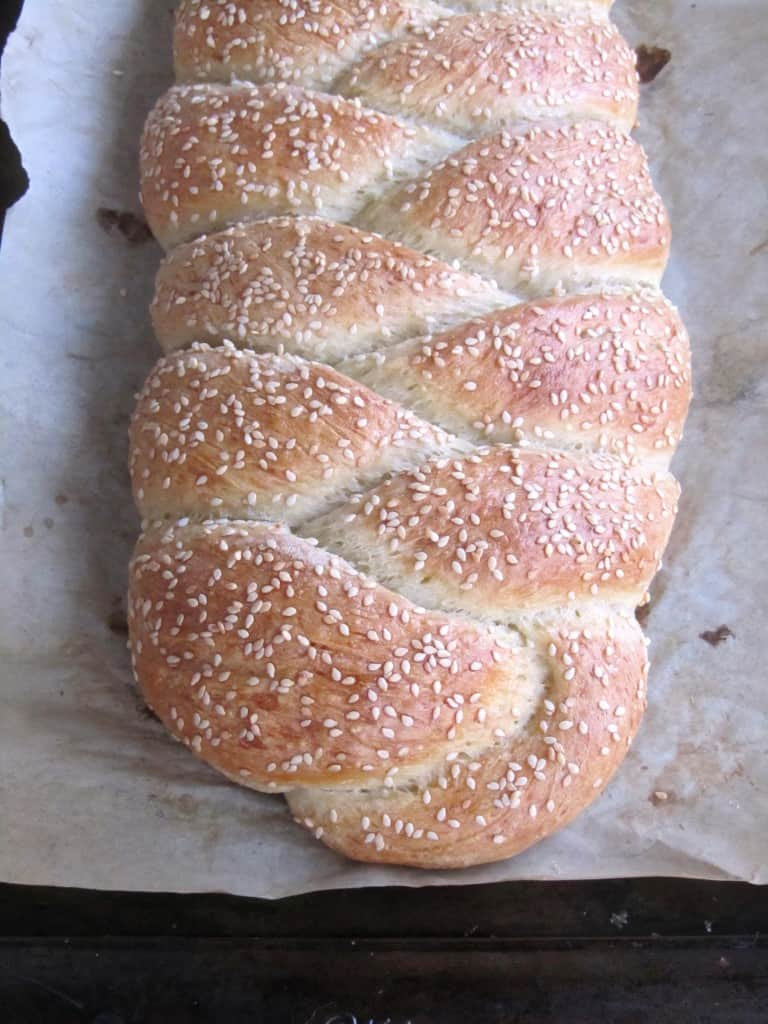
top-left (107, 609), bottom-right (129, 636)
top-left (138, 702), bottom-right (161, 724)
top-left (610, 910), bottom-right (629, 929)
top-left (636, 44), bottom-right (672, 84)
top-left (699, 625), bottom-right (734, 647)
top-left (635, 600), bottom-right (653, 627)
top-left (96, 207), bottom-right (153, 245)
top-left (650, 789), bottom-right (675, 806)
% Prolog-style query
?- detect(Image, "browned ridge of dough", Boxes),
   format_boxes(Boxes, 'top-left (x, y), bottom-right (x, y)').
top-left (288, 605), bottom-right (647, 867)
top-left (140, 82), bottom-right (455, 250)
top-left (151, 218), bottom-right (508, 358)
top-left (341, 288), bottom-right (691, 464)
top-left (339, 11), bottom-right (638, 135)
top-left (130, 344), bottom-right (455, 526)
top-left (307, 445), bottom-right (679, 615)
top-left (130, 520), bottom-right (536, 793)
top-left (359, 121), bottom-right (669, 293)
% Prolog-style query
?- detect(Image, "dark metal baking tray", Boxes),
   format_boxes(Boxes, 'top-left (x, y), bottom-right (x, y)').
top-left (2, 879), bottom-right (767, 1022)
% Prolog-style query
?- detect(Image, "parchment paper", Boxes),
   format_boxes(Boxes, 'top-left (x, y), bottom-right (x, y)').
top-left (1, 1), bottom-right (766, 896)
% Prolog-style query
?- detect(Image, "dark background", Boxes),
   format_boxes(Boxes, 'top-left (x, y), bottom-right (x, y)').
top-left (1, 2), bottom-right (765, 1020)
top-left (0, 0), bottom-right (26, 238)
top-left (2, 879), bottom-right (767, 1022)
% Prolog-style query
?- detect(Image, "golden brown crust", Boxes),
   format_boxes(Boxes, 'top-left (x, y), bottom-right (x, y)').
top-left (173, 1), bottom-right (614, 88)
top-left (131, 0), bottom-right (684, 871)
top-left (446, 0), bottom-right (613, 9)
top-left (288, 605), bottom-right (646, 867)
top-left (129, 520), bottom-right (543, 791)
top-left (360, 120), bottom-right (670, 293)
top-left (307, 446), bottom-right (679, 614)
top-left (151, 218), bottom-right (508, 358)
top-left (129, 343), bottom-right (454, 526)
top-left (139, 89), bottom-right (667, 295)
top-left (341, 288), bottom-right (691, 465)
top-left (139, 82), bottom-right (454, 249)
top-left (174, 0), bottom-right (443, 89)
top-left (340, 11), bottom-right (638, 134)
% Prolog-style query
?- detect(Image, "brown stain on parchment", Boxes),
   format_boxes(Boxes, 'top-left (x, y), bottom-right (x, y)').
top-left (636, 45), bottom-right (672, 84)
top-left (96, 207), bottom-right (153, 245)
top-left (699, 625), bottom-right (734, 647)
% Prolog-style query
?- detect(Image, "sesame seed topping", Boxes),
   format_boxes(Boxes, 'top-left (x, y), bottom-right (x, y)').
top-left (132, 0), bottom-right (684, 871)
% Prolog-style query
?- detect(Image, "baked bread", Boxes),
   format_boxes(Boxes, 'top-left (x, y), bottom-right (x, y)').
top-left (130, 0), bottom-right (690, 868)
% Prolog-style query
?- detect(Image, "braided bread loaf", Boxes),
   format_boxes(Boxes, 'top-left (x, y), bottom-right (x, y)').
top-left (130, 0), bottom-right (690, 868)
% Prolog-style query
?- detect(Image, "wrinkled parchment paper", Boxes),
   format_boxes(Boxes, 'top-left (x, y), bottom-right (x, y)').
top-left (1, 1), bottom-right (766, 896)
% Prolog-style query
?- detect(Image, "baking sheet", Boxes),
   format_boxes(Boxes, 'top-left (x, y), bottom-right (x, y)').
top-left (1, 1), bottom-right (766, 896)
